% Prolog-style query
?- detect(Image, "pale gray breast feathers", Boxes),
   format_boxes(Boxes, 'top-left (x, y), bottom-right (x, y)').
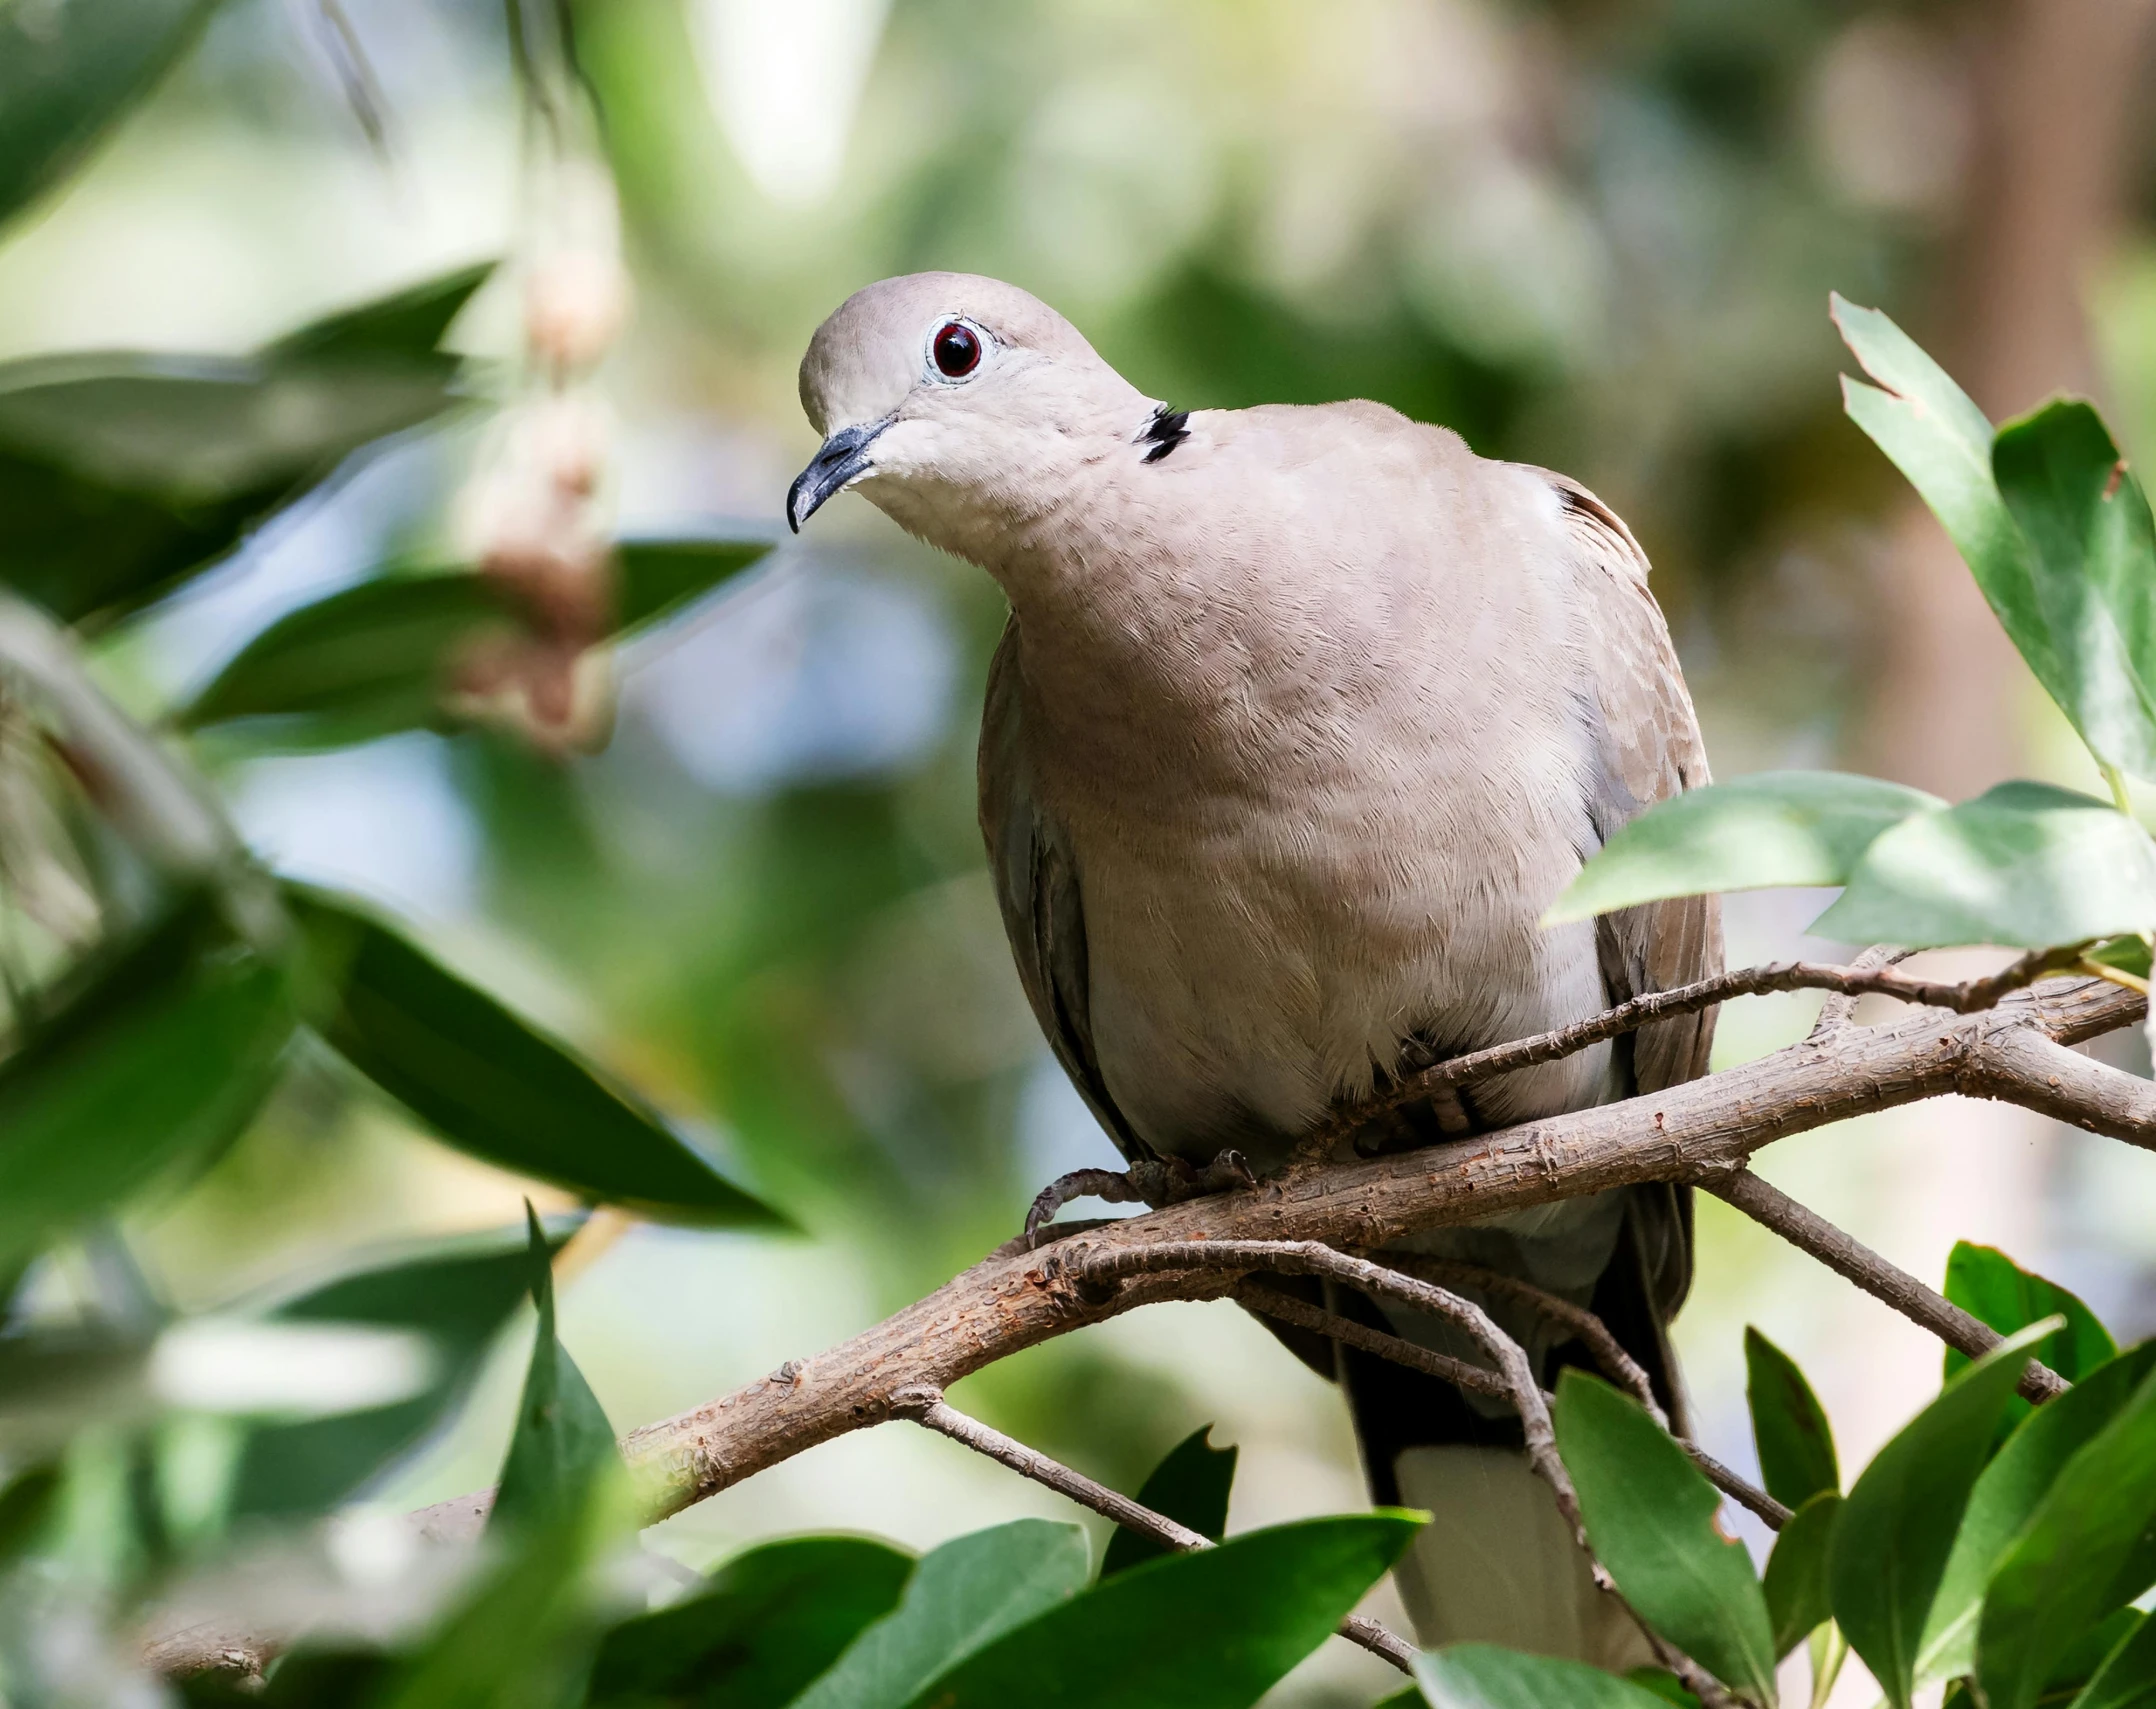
top-left (978, 427), bottom-right (1720, 1169)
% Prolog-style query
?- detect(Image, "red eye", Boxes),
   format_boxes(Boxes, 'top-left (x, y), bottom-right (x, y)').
top-left (932, 321), bottom-right (982, 378)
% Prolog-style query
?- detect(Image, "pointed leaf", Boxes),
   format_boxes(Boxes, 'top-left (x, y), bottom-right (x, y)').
top-left (1943, 1241), bottom-right (2115, 1448)
top-left (1919, 1343), bottom-right (2156, 1687)
top-left (488, 1207), bottom-right (618, 1534)
top-left (613, 536), bottom-right (774, 635)
top-left (1764, 1492), bottom-right (1840, 1659)
top-left (1829, 1320), bottom-right (2061, 1709)
top-left (1746, 1328), bottom-right (1839, 1509)
top-left (179, 574), bottom-right (517, 739)
top-left (588, 1534), bottom-right (912, 1705)
top-left (1414, 1644), bottom-right (1674, 1708)
top-left (1549, 771), bottom-right (1938, 923)
top-left (268, 262), bottom-right (494, 366)
top-left (229, 1220), bottom-right (577, 1521)
top-left (897, 1514), bottom-right (1419, 1709)
top-left (1977, 1361), bottom-right (2156, 1709)
top-left (288, 885), bottom-right (786, 1226)
top-left (1101, 1423), bottom-right (1238, 1577)
top-left (0, 0), bottom-right (223, 231)
top-left (2073, 1609), bottom-right (2156, 1709)
top-left (1554, 1370), bottom-right (1776, 1702)
top-left (0, 896), bottom-right (293, 1266)
top-left (1810, 781), bottom-right (2156, 948)
top-left (1995, 400), bottom-right (2156, 782)
top-left (789, 1519), bottom-right (1091, 1709)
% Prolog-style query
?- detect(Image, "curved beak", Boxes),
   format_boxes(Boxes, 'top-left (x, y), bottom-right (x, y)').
top-left (787, 418), bottom-right (890, 533)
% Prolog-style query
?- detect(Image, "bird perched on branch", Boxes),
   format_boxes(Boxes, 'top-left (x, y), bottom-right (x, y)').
top-left (789, 274), bottom-right (1720, 1669)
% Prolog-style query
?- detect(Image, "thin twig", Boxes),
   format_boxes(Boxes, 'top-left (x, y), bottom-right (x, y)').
top-left (1706, 1170), bottom-right (2068, 1403)
top-left (1062, 1240), bottom-right (1738, 1708)
top-left (893, 1388), bottom-right (1417, 1675)
top-left (1809, 944), bottom-right (1909, 1039)
top-left (1309, 945), bottom-right (2089, 1151)
top-left (1236, 1281), bottom-right (1790, 1529)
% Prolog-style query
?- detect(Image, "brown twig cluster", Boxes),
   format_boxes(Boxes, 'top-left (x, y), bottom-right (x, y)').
top-left (156, 956), bottom-right (2153, 1682)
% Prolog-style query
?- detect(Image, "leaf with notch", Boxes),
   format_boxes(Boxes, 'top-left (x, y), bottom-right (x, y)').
top-left (1101, 1423), bottom-right (1237, 1577)
top-left (0, 0), bottom-right (224, 232)
top-left (1554, 1370), bottom-right (1776, 1702)
top-left (1809, 782), bottom-right (2156, 949)
top-left (1747, 1327), bottom-right (1839, 1509)
top-left (228, 1219), bottom-right (577, 1522)
top-left (1549, 771), bottom-right (1939, 923)
top-left (1919, 1343), bottom-right (2156, 1687)
top-left (1830, 1320), bottom-right (2061, 1709)
top-left (1977, 1359), bottom-right (2156, 1709)
top-left (1994, 400), bottom-right (2156, 783)
top-left (1413, 1645), bottom-right (1675, 1709)
top-left (288, 885), bottom-right (786, 1227)
top-left (894, 1514), bottom-right (1420, 1709)
top-left (587, 1535), bottom-right (912, 1706)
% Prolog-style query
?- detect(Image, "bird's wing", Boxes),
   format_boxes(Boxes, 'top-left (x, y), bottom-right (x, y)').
top-left (1534, 469), bottom-right (1724, 1095)
top-left (978, 616), bottom-right (1152, 1165)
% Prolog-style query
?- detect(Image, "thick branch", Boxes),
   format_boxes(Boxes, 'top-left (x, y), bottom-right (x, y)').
top-left (1706, 1170), bottom-right (2068, 1403)
top-left (897, 1388), bottom-right (1416, 1674)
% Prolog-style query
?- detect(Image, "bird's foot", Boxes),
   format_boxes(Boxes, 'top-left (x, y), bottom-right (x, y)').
top-left (1023, 1150), bottom-right (1256, 1248)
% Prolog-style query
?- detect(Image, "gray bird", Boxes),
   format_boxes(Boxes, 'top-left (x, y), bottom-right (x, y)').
top-left (789, 273), bottom-right (1720, 1668)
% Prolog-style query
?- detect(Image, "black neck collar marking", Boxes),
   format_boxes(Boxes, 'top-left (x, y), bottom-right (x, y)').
top-left (1140, 404), bottom-right (1191, 464)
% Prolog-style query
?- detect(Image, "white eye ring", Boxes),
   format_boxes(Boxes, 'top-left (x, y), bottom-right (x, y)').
top-left (925, 317), bottom-right (992, 384)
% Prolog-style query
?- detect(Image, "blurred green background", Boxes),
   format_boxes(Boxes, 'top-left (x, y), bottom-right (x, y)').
top-left (8, 0), bottom-right (2156, 1700)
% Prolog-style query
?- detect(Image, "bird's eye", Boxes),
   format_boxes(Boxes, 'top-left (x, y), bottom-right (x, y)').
top-left (931, 320), bottom-right (983, 379)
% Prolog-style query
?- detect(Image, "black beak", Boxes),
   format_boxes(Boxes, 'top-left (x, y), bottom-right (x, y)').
top-left (787, 418), bottom-right (889, 533)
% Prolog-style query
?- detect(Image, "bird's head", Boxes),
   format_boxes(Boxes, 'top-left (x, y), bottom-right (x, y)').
top-left (788, 273), bottom-right (1160, 556)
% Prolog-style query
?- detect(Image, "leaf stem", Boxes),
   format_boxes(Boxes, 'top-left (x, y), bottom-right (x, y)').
top-left (2101, 761), bottom-right (2135, 817)
top-left (2080, 956), bottom-right (2152, 997)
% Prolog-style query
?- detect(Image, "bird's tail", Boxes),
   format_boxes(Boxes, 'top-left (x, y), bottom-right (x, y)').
top-left (1336, 1183), bottom-right (1691, 1668)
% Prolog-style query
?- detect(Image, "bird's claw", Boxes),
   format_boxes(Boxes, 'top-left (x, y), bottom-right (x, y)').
top-left (1022, 1149), bottom-right (1257, 1247)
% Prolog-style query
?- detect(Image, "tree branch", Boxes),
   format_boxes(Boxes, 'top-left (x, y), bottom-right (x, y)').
top-left (1704, 1170), bottom-right (2068, 1403)
top-left (894, 1387), bottom-right (1417, 1674)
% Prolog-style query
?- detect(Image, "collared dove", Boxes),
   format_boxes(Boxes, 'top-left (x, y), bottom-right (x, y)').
top-left (790, 273), bottom-right (1721, 1668)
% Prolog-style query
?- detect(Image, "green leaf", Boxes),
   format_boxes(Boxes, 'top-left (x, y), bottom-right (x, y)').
top-left (1626, 1671), bottom-right (1703, 1709)
top-left (0, 266), bottom-right (482, 628)
top-left (1977, 1360), bottom-right (2156, 1709)
top-left (0, 0), bottom-right (223, 231)
top-left (614, 536), bottom-right (774, 635)
top-left (587, 1535), bottom-right (912, 1705)
top-left (2073, 1610), bottom-right (2156, 1709)
top-left (896, 1514), bottom-right (1420, 1709)
top-left (287, 885), bottom-right (786, 1227)
top-left (1413, 1644), bottom-right (1674, 1708)
top-left (1945, 1242), bottom-right (2116, 1385)
top-left (488, 1206), bottom-right (619, 1535)
top-left (788, 1518), bottom-right (1091, 1709)
top-left (1746, 1327), bottom-right (1840, 1509)
top-left (1833, 299), bottom-right (2076, 739)
top-left (228, 1220), bottom-right (577, 1521)
top-left (182, 534), bottom-right (775, 744)
top-left (1829, 1320), bottom-right (2061, 1709)
top-left (0, 1461), bottom-right (61, 1568)
top-left (267, 262), bottom-right (494, 365)
top-left (1548, 771), bottom-right (1939, 923)
top-left (1919, 1343), bottom-right (2156, 1687)
top-left (1553, 1370), bottom-right (1776, 1703)
top-left (1101, 1423), bottom-right (1238, 1577)
top-left (179, 574), bottom-right (517, 740)
top-left (378, 1478), bottom-right (626, 1709)
top-left (1763, 1493), bottom-right (1840, 1659)
top-left (1995, 400), bottom-right (2156, 782)
top-left (0, 897), bottom-right (293, 1266)
top-left (1809, 782), bottom-right (2156, 949)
